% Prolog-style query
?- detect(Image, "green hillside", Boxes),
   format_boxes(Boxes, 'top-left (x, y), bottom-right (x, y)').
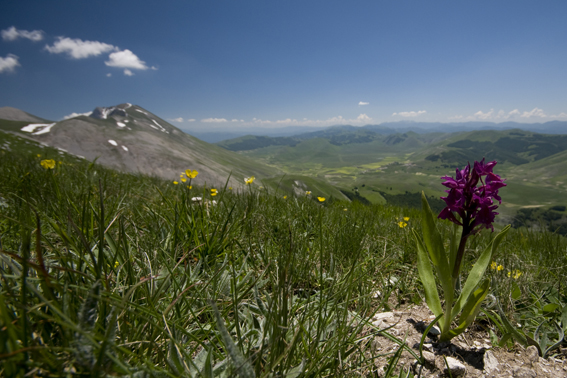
top-left (216, 128), bottom-right (567, 219)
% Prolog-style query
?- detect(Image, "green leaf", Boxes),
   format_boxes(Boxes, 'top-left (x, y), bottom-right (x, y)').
top-left (452, 225), bottom-right (510, 319)
top-left (412, 229), bottom-right (442, 317)
top-left (210, 300), bottom-right (256, 378)
top-left (446, 279), bottom-right (490, 339)
top-left (420, 193), bottom-right (453, 304)
top-left (542, 303), bottom-right (560, 315)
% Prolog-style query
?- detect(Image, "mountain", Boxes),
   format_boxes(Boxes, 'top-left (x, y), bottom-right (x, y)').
top-left (0, 106), bottom-right (49, 123)
top-left (0, 104), bottom-right (277, 187)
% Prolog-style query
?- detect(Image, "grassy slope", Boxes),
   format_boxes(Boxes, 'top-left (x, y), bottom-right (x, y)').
top-left (1, 144), bottom-right (566, 376)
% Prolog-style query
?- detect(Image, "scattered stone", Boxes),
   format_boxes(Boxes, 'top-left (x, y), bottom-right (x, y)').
top-left (422, 350), bottom-right (436, 368)
top-left (526, 345), bottom-right (539, 363)
top-left (442, 356), bottom-right (466, 377)
top-left (512, 366), bottom-right (536, 378)
top-left (483, 350), bottom-right (500, 374)
top-left (428, 325), bottom-right (441, 336)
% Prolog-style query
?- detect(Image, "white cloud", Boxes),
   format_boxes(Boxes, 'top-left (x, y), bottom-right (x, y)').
top-left (472, 109), bottom-right (493, 120)
top-left (231, 119), bottom-right (240, 122)
top-left (124, 69), bottom-right (134, 76)
top-left (392, 110), bottom-right (426, 117)
top-left (521, 107), bottom-right (546, 118)
top-left (105, 49), bottom-right (148, 70)
top-left (106, 73), bottom-right (112, 77)
top-left (0, 54), bottom-right (20, 73)
top-left (508, 109), bottom-right (520, 116)
top-left (187, 119), bottom-right (196, 122)
top-left (247, 114), bottom-right (373, 127)
top-left (202, 118), bottom-right (228, 123)
top-left (151, 66), bottom-right (158, 70)
top-left (168, 117), bottom-right (184, 122)
top-left (357, 113), bottom-right (371, 122)
top-left (358, 101), bottom-right (369, 106)
top-left (63, 111), bottom-right (93, 120)
top-left (45, 37), bottom-right (116, 59)
top-left (2, 26), bottom-right (44, 42)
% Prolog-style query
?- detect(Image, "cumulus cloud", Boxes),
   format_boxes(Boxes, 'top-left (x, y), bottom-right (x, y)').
top-left (247, 114), bottom-right (373, 127)
top-left (45, 37), bottom-right (116, 59)
top-left (521, 107), bottom-right (547, 118)
top-left (2, 26), bottom-right (44, 42)
top-left (105, 49), bottom-right (148, 70)
top-left (168, 117), bottom-right (184, 122)
top-left (358, 101), bottom-right (369, 106)
top-left (187, 119), bottom-right (196, 122)
top-left (392, 110), bottom-right (426, 117)
top-left (231, 119), bottom-right (240, 122)
top-left (0, 54), bottom-right (20, 73)
top-left (202, 118), bottom-right (228, 123)
top-left (453, 108), bottom-right (564, 121)
top-left (106, 73), bottom-right (112, 77)
top-left (124, 69), bottom-right (134, 76)
top-left (473, 109), bottom-right (494, 120)
top-left (63, 111), bottom-right (93, 120)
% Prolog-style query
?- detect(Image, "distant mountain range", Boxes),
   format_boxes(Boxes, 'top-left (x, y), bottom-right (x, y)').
top-left (190, 120), bottom-right (567, 143)
top-left (0, 104), bottom-right (277, 187)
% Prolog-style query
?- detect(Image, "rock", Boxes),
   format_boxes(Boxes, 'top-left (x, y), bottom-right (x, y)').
top-left (442, 356), bottom-right (466, 377)
top-left (483, 350), bottom-right (500, 374)
top-left (428, 325), bottom-right (441, 336)
top-left (373, 312), bottom-right (394, 321)
top-left (422, 350), bottom-right (436, 368)
top-left (512, 366), bottom-right (536, 378)
top-left (526, 345), bottom-right (539, 363)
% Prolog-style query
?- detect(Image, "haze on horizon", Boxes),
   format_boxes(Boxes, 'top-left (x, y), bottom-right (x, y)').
top-left (1, 0), bottom-right (567, 133)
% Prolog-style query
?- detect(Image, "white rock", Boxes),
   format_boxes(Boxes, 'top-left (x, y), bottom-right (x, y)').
top-left (483, 350), bottom-right (500, 374)
top-left (443, 357), bottom-right (466, 377)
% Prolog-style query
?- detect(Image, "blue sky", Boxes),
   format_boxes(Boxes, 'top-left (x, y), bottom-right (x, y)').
top-left (1, 0), bottom-right (567, 132)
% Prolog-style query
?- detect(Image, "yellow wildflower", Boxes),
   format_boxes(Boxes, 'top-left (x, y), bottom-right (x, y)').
top-left (188, 185), bottom-right (192, 189)
top-left (40, 159), bottom-right (56, 169)
top-left (490, 261), bottom-right (497, 270)
top-left (181, 178), bottom-right (187, 182)
top-left (245, 176), bottom-right (255, 185)
top-left (283, 195), bottom-right (287, 199)
top-left (185, 169), bottom-right (199, 179)
top-left (306, 191), bottom-right (312, 195)
top-left (344, 208), bottom-right (348, 211)
top-left (37, 154), bottom-right (41, 157)
top-left (114, 261), bottom-right (119, 268)
top-left (497, 265), bottom-right (504, 271)
top-left (173, 181), bottom-right (179, 185)
top-left (211, 188), bottom-right (218, 196)
top-left (398, 221), bottom-right (408, 228)
top-left (508, 270), bottom-right (522, 279)
top-left (403, 217), bottom-right (410, 221)
top-left (317, 197), bottom-right (325, 202)
top-left (229, 187), bottom-right (233, 190)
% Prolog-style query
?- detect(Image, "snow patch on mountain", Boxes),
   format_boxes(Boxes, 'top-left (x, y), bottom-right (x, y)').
top-left (21, 123), bottom-right (56, 135)
top-left (117, 122), bottom-right (126, 127)
top-left (122, 145), bottom-right (128, 151)
top-left (108, 140), bottom-right (118, 146)
top-left (151, 119), bottom-right (169, 133)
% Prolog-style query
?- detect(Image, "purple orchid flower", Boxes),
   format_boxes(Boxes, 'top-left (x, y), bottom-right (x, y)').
top-left (439, 158), bottom-right (506, 233)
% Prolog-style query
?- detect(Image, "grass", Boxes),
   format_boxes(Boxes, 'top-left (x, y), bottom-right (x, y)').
top-left (1, 142), bottom-right (567, 376)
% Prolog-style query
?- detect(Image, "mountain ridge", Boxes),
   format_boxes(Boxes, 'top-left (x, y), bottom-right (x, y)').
top-left (0, 104), bottom-right (278, 187)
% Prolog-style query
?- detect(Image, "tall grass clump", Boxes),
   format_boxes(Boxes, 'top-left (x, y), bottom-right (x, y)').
top-left (0, 148), bottom-right (566, 376)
